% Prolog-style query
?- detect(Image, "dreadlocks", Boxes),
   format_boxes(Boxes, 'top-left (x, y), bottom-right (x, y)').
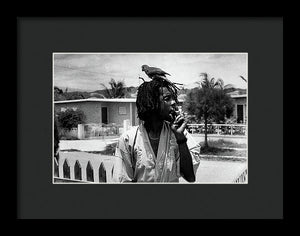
top-left (136, 78), bottom-right (179, 121)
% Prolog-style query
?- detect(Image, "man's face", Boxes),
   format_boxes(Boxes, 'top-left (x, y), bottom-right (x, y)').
top-left (159, 87), bottom-right (177, 122)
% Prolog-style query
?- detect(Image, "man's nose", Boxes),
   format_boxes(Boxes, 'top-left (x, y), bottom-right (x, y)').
top-left (170, 100), bottom-right (177, 108)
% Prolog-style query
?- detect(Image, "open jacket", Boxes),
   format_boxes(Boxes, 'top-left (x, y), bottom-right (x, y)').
top-left (113, 121), bottom-right (201, 182)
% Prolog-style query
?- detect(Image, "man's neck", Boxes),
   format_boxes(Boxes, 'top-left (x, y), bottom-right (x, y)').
top-left (144, 119), bottom-right (164, 136)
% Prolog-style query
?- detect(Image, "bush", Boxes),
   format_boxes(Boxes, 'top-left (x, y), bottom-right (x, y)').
top-left (57, 109), bottom-right (86, 131)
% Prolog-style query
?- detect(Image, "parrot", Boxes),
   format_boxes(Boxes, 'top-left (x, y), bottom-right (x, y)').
top-left (141, 65), bottom-right (184, 88)
top-left (141, 65), bottom-right (171, 79)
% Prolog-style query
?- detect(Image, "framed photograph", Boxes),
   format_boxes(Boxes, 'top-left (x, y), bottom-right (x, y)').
top-left (17, 17), bottom-right (283, 219)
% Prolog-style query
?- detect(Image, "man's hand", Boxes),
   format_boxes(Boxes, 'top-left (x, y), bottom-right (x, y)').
top-left (170, 113), bottom-right (188, 140)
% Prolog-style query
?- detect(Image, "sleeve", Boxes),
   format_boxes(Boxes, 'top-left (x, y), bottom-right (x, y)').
top-left (185, 131), bottom-right (201, 174)
top-left (112, 133), bottom-right (135, 182)
top-left (176, 131), bottom-right (201, 177)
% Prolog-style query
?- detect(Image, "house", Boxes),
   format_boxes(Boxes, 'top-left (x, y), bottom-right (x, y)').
top-left (230, 94), bottom-right (247, 124)
top-left (54, 97), bottom-right (185, 127)
top-left (54, 98), bottom-right (139, 127)
top-left (176, 93), bottom-right (247, 124)
top-left (54, 93), bottom-right (247, 128)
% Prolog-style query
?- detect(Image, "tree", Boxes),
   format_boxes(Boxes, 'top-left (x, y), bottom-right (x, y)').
top-left (64, 91), bottom-right (87, 100)
top-left (54, 86), bottom-right (65, 101)
top-left (100, 78), bottom-right (127, 98)
top-left (184, 73), bottom-right (234, 148)
top-left (56, 109), bottom-right (86, 131)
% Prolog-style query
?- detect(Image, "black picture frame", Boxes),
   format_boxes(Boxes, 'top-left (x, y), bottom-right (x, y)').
top-left (17, 17), bottom-right (283, 219)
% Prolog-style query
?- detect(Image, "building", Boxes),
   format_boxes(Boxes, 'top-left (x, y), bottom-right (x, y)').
top-left (177, 93), bottom-right (247, 124)
top-left (230, 94), bottom-right (247, 124)
top-left (54, 98), bottom-right (139, 127)
top-left (53, 94), bottom-right (246, 127)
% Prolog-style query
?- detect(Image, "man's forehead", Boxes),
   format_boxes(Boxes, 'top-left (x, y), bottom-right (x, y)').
top-left (160, 87), bottom-right (172, 95)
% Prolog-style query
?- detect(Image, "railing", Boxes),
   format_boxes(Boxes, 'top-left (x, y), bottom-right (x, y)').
top-left (83, 123), bottom-right (123, 139)
top-left (59, 127), bottom-right (78, 139)
top-left (233, 168), bottom-right (248, 183)
top-left (186, 124), bottom-right (247, 136)
top-left (53, 152), bottom-right (115, 183)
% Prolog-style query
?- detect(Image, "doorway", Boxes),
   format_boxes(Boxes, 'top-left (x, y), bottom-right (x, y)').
top-left (101, 107), bottom-right (108, 124)
top-left (237, 105), bottom-right (244, 123)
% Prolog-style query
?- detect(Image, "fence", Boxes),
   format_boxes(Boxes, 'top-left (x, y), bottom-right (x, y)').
top-left (233, 168), bottom-right (248, 183)
top-left (59, 127), bottom-right (78, 139)
top-left (60, 123), bottom-right (246, 140)
top-left (53, 152), bottom-right (114, 183)
top-left (80, 123), bottom-right (123, 139)
top-left (186, 124), bottom-right (247, 136)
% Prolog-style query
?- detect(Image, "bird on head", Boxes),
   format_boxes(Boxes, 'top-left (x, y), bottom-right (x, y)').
top-left (141, 65), bottom-right (183, 89)
top-left (141, 65), bottom-right (171, 79)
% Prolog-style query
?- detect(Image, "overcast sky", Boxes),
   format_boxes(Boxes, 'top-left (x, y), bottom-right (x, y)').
top-left (53, 53), bottom-right (247, 92)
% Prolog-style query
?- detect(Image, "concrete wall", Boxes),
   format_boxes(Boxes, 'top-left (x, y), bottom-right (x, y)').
top-left (102, 102), bottom-right (130, 125)
top-left (232, 97), bottom-right (247, 123)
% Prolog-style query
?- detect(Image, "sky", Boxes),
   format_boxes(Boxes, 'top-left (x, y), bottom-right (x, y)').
top-left (53, 53), bottom-right (247, 92)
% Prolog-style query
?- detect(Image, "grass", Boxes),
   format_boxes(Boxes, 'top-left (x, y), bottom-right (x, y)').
top-left (199, 139), bottom-right (247, 159)
top-left (200, 146), bottom-right (246, 157)
top-left (87, 142), bottom-right (117, 155)
top-left (61, 143), bottom-right (118, 156)
top-left (200, 139), bottom-right (246, 149)
top-left (60, 148), bottom-right (81, 152)
top-left (199, 155), bottom-right (246, 162)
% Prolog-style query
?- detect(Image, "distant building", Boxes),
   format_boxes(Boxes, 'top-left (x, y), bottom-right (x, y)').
top-left (230, 94), bottom-right (247, 124)
top-left (54, 97), bottom-right (185, 127)
top-left (53, 94), bottom-right (246, 126)
top-left (54, 98), bottom-right (139, 126)
top-left (175, 92), bottom-right (247, 124)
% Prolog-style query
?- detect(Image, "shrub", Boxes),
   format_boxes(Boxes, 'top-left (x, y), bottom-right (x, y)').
top-left (57, 109), bottom-right (86, 131)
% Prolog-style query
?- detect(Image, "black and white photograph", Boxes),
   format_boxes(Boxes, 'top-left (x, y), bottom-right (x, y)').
top-left (53, 53), bottom-right (248, 184)
top-left (18, 17), bottom-right (283, 219)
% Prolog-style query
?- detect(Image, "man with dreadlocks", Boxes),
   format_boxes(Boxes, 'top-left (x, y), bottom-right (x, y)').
top-left (112, 76), bottom-right (200, 183)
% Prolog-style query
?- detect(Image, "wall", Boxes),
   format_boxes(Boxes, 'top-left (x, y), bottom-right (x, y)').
top-left (104, 102), bottom-right (130, 125)
top-left (232, 97), bottom-right (247, 123)
top-left (54, 101), bottom-right (102, 124)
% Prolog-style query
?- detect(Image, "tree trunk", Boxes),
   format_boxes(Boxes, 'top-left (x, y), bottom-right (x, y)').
top-left (204, 114), bottom-right (208, 148)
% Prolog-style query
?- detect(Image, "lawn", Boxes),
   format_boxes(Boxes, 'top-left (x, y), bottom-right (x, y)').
top-left (199, 139), bottom-right (247, 159)
top-left (200, 139), bottom-right (247, 149)
top-left (62, 142), bottom-right (118, 156)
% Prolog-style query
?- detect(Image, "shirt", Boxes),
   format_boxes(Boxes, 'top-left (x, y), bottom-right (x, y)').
top-left (112, 121), bottom-right (201, 183)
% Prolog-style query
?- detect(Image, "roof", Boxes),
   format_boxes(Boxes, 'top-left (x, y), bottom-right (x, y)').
top-left (54, 98), bottom-right (137, 104)
top-left (54, 97), bottom-right (185, 104)
top-left (230, 94), bottom-right (247, 98)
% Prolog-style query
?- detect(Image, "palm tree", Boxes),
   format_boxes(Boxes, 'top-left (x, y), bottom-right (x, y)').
top-left (100, 78), bottom-right (127, 98)
top-left (54, 86), bottom-right (65, 101)
top-left (185, 73), bottom-right (234, 149)
top-left (239, 75), bottom-right (247, 83)
top-left (198, 73), bottom-right (225, 89)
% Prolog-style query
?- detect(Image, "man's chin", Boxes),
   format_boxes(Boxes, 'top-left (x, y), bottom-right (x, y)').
top-left (164, 114), bottom-right (173, 123)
